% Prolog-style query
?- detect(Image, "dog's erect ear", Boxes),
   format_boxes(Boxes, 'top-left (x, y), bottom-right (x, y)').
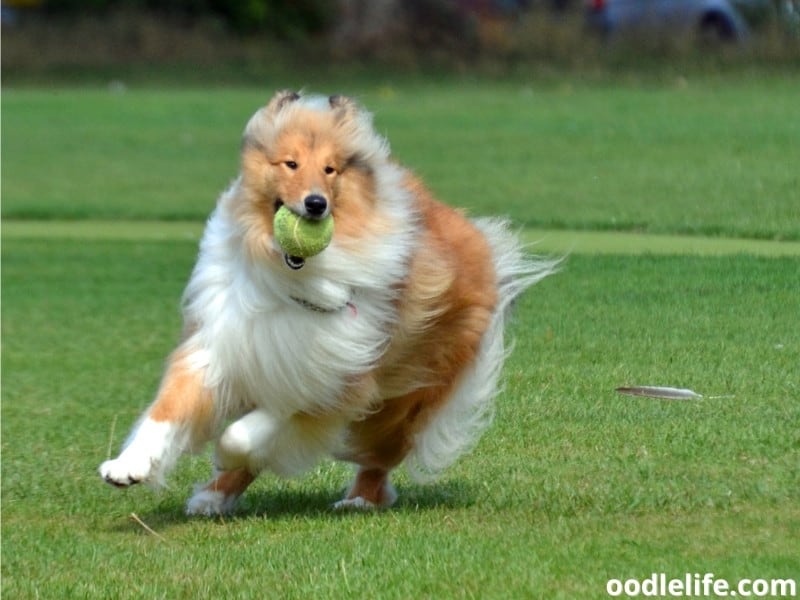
top-left (329, 95), bottom-right (359, 121)
top-left (242, 91), bottom-right (299, 151)
top-left (266, 90), bottom-right (301, 115)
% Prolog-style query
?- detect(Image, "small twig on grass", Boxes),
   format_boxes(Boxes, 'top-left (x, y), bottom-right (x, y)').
top-left (339, 558), bottom-right (351, 594)
top-left (129, 513), bottom-right (169, 543)
top-left (105, 415), bottom-right (118, 460)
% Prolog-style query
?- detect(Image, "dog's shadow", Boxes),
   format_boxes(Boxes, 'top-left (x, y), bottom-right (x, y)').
top-left (246, 479), bottom-right (479, 519)
top-left (120, 480), bottom-right (479, 533)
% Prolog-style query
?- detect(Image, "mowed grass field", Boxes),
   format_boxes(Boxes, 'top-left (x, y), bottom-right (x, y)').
top-left (3, 76), bottom-right (800, 239)
top-left (2, 76), bottom-right (799, 598)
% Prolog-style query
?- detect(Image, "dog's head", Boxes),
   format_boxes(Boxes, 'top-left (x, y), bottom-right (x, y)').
top-left (233, 91), bottom-right (390, 263)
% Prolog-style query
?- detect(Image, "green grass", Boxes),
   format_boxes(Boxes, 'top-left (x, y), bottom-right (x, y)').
top-left (2, 76), bottom-right (800, 598)
top-left (3, 77), bottom-right (799, 239)
top-left (2, 237), bottom-right (798, 598)
top-left (5, 220), bottom-right (800, 256)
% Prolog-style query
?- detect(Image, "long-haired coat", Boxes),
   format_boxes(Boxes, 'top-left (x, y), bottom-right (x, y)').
top-left (100, 91), bottom-right (556, 515)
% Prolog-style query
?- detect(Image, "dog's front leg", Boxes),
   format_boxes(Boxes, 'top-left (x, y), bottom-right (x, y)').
top-left (99, 347), bottom-right (214, 487)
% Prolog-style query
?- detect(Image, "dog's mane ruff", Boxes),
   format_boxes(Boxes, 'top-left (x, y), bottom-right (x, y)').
top-left (406, 218), bottom-right (561, 482)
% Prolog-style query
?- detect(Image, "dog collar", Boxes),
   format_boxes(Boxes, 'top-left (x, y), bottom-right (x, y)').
top-left (290, 296), bottom-right (357, 317)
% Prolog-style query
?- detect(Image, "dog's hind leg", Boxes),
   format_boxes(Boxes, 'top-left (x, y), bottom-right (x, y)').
top-left (333, 467), bottom-right (398, 510)
top-left (100, 346), bottom-right (214, 488)
top-left (334, 388), bottom-right (436, 511)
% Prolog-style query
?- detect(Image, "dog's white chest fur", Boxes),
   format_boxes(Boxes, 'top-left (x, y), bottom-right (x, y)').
top-left (181, 203), bottom-right (408, 419)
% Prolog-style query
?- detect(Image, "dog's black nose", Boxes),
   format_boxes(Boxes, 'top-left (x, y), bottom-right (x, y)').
top-left (304, 194), bottom-right (328, 217)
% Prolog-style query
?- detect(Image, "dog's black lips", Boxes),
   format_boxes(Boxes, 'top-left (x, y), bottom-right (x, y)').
top-left (284, 254), bottom-right (305, 270)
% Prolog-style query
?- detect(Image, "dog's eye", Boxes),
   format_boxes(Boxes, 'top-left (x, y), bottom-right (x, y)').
top-left (285, 161), bottom-right (298, 170)
top-left (324, 166), bottom-right (336, 175)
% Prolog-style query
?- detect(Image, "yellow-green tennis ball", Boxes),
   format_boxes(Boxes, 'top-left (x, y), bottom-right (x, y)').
top-left (273, 206), bottom-right (334, 258)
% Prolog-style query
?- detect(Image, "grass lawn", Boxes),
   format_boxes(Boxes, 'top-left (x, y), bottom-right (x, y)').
top-left (2, 236), bottom-right (798, 598)
top-left (2, 77), bottom-right (799, 598)
top-left (2, 76), bottom-right (799, 239)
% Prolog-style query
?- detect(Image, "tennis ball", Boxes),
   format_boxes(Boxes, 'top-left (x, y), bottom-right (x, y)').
top-left (273, 205), bottom-right (334, 258)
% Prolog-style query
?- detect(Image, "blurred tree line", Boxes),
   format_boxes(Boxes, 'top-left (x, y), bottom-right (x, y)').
top-left (20, 0), bottom-right (565, 37)
top-left (6, 0), bottom-right (584, 59)
top-left (4, 0), bottom-right (796, 72)
top-left (37, 0), bottom-right (334, 35)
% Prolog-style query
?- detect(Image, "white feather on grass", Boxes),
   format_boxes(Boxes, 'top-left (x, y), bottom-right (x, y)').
top-left (616, 386), bottom-right (704, 400)
top-left (616, 386), bottom-right (735, 400)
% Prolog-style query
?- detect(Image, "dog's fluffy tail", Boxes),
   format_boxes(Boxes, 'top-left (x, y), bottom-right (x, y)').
top-left (405, 218), bottom-right (560, 482)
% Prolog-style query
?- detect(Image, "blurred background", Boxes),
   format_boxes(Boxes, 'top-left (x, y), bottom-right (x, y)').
top-left (3, 0), bottom-right (799, 83)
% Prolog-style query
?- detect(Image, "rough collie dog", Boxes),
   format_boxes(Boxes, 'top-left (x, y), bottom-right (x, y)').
top-left (100, 90), bottom-right (556, 515)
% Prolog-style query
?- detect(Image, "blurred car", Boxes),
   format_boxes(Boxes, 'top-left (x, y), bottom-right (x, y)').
top-left (586, 0), bottom-right (752, 41)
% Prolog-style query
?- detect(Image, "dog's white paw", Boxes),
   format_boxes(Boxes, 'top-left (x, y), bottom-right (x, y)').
top-left (100, 419), bottom-right (178, 488)
top-left (186, 488), bottom-right (238, 516)
top-left (332, 496), bottom-right (379, 511)
top-left (99, 454), bottom-right (153, 487)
